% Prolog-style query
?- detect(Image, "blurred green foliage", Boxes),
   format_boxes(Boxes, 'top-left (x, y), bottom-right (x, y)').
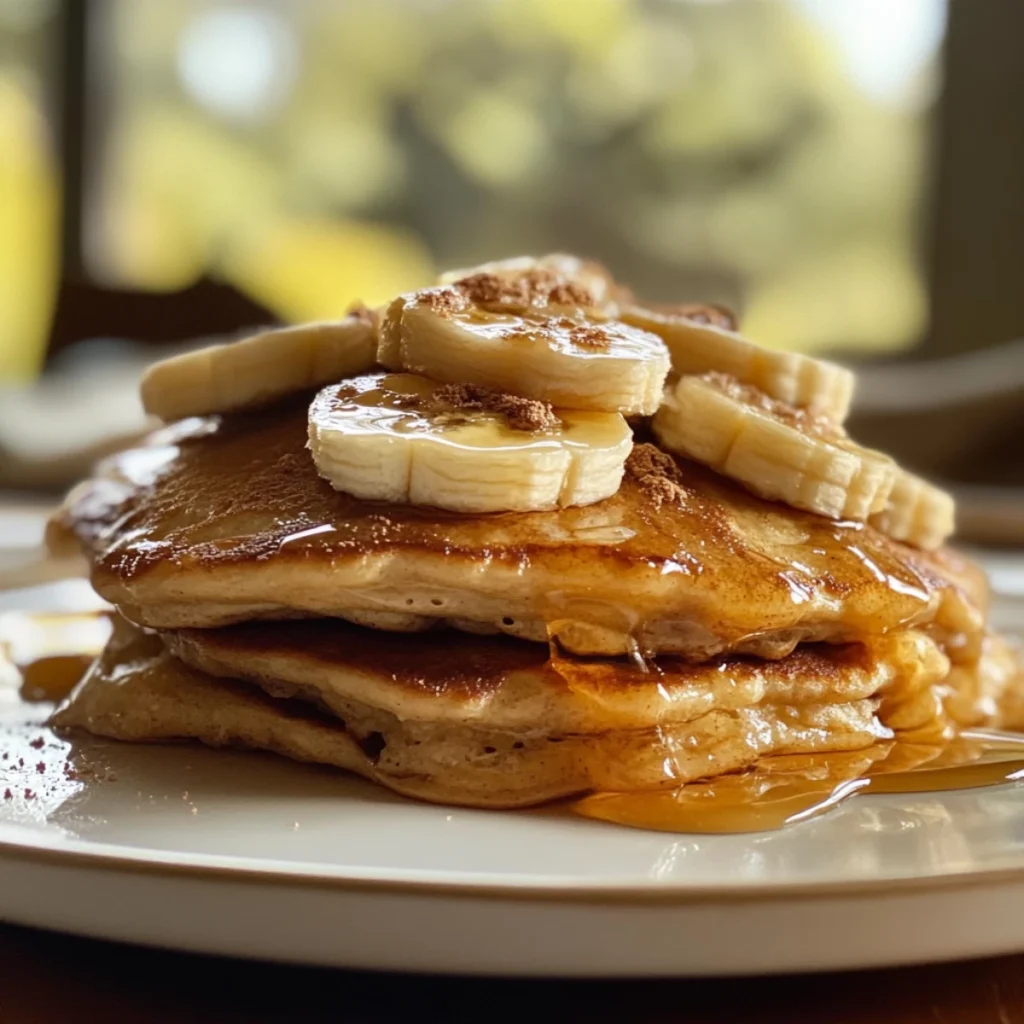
top-left (0, 0), bottom-right (941, 382)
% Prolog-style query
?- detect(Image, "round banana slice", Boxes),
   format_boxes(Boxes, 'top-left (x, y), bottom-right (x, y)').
top-left (141, 309), bottom-right (377, 421)
top-left (653, 373), bottom-right (895, 521)
top-left (871, 470), bottom-right (955, 551)
top-left (308, 372), bottom-right (633, 513)
top-left (378, 285), bottom-right (669, 416)
top-left (622, 304), bottom-right (855, 422)
top-left (439, 253), bottom-right (626, 308)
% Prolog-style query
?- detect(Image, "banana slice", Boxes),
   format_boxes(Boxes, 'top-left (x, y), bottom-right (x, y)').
top-left (141, 309), bottom-right (377, 421)
top-left (308, 372), bottom-right (633, 513)
top-left (871, 470), bottom-right (955, 551)
top-left (439, 253), bottom-right (626, 308)
top-left (653, 373), bottom-right (895, 520)
top-left (622, 304), bottom-right (854, 422)
top-left (378, 285), bottom-right (669, 416)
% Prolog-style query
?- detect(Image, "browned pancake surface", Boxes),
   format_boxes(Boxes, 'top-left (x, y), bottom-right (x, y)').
top-left (52, 618), bottom-right (894, 807)
top-left (53, 618), bottom-right (1020, 809)
top-left (51, 401), bottom-right (979, 656)
top-left (166, 617), bottom-right (914, 734)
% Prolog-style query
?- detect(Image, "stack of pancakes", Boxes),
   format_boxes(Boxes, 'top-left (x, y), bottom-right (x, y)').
top-left (47, 258), bottom-right (1023, 809)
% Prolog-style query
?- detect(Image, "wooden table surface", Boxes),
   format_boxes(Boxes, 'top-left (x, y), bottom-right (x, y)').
top-left (1, 923), bottom-right (1023, 1023)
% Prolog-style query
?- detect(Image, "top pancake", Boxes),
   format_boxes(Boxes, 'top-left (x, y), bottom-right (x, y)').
top-left (50, 398), bottom-right (981, 658)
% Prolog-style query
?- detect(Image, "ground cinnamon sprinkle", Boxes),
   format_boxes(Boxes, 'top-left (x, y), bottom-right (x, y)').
top-left (701, 372), bottom-right (842, 439)
top-left (626, 443), bottom-right (687, 507)
top-left (388, 391), bottom-right (422, 409)
top-left (416, 287), bottom-right (468, 317)
top-left (62, 759), bottom-right (118, 783)
top-left (453, 272), bottom-right (508, 305)
top-left (548, 280), bottom-right (594, 307)
top-left (676, 302), bottom-right (737, 331)
top-left (452, 269), bottom-right (596, 313)
top-left (431, 383), bottom-right (559, 432)
top-left (568, 324), bottom-right (609, 349)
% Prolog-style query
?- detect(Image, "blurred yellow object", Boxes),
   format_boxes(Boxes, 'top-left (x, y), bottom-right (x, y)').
top-left (494, 0), bottom-right (630, 56)
top-left (95, 104), bottom-right (280, 291)
top-left (743, 244), bottom-right (928, 354)
top-left (437, 90), bottom-right (548, 188)
top-left (0, 76), bottom-right (58, 383)
top-left (319, 1), bottom-right (427, 92)
top-left (219, 216), bottom-right (432, 323)
top-left (0, 0), bottom-right (932, 366)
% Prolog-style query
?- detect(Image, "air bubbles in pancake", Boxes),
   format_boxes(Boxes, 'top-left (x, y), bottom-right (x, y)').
top-left (356, 731), bottom-right (386, 763)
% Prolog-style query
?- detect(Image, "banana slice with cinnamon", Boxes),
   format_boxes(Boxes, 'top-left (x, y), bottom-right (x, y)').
top-left (439, 253), bottom-right (626, 309)
top-left (308, 372), bottom-right (633, 513)
top-left (378, 282), bottom-right (669, 416)
top-left (622, 303), bottom-right (854, 422)
top-left (653, 373), bottom-right (895, 520)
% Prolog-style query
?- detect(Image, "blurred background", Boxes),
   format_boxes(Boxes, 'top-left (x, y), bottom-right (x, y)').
top-left (0, 0), bottom-right (1021, 541)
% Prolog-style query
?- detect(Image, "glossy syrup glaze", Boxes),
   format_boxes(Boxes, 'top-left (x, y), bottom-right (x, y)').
top-left (572, 625), bottom-right (1024, 833)
top-left (0, 610), bottom-right (111, 702)
top-left (48, 402), bottom-right (982, 659)
top-left (572, 732), bottom-right (1024, 834)
top-left (315, 373), bottom-right (631, 451)
top-left (14, 609), bottom-right (1024, 835)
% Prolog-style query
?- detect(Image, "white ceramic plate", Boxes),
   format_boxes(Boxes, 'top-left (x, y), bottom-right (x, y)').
top-left (1, 576), bottom-right (1023, 978)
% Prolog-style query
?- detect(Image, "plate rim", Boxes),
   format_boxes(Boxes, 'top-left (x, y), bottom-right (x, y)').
top-left (4, 826), bottom-right (1024, 905)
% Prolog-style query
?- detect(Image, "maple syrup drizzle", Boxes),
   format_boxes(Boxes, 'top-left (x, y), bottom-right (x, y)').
top-left (572, 732), bottom-right (1024, 834)
top-left (0, 611), bottom-right (109, 704)
top-left (8, 611), bottom-right (1023, 834)
top-left (19, 654), bottom-right (95, 702)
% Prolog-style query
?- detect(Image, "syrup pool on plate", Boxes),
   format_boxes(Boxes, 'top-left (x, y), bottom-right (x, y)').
top-left (572, 730), bottom-right (1024, 834)
top-left (0, 608), bottom-right (110, 703)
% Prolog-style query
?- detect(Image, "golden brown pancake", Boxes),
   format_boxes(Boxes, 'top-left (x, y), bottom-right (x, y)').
top-left (164, 618), bottom-right (943, 735)
top-left (55, 614), bottom-right (1022, 809)
top-left (48, 400), bottom-right (982, 659)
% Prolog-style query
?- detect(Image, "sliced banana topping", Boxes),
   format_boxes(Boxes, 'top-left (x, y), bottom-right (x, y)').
top-left (378, 283), bottom-right (669, 416)
top-left (653, 373), bottom-right (895, 521)
top-left (871, 470), bottom-right (955, 551)
top-left (439, 253), bottom-right (626, 309)
top-left (141, 309), bottom-right (377, 421)
top-left (308, 372), bottom-right (633, 514)
top-left (622, 303), bottom-right (855, 422)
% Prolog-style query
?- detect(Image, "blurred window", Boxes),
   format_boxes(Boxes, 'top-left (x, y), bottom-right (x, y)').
top-left (0, 0), bottom-right (58, 381)
top-left (87, 0), bottom-right (946, 358)
top-left (15, 0), bottom-right (1024, 384)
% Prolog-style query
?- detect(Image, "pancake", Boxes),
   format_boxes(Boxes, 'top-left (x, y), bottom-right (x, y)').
top-left (51, 618), bottom-right (377, 789)
top-left (48, 400), bottom-right (983, 659)
top-left (56, 613), bottom-right (1021, 809)
top-left (164, 618), bottom-right (946, 735)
